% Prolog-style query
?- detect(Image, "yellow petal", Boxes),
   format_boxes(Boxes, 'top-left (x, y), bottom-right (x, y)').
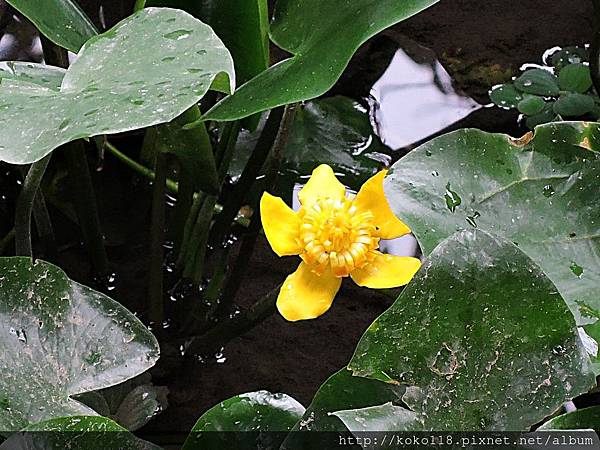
top-left (351, 251), bottom-right (421, 289)
top-left (260, 192), bottom-right (302, 257)
top-left (353, 170), bottom-right (411, 239)
top-left (298, 164), bottom-right (346, 206)
top-left (277, 263), bottom-right (342, 321)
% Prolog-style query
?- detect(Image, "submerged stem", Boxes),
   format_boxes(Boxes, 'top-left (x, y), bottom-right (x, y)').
top-left (15, 155), bottom-right (52, 258)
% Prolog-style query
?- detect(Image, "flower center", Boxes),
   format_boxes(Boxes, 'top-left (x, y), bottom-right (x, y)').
top-left (297, 197), bottom-right (379, 277)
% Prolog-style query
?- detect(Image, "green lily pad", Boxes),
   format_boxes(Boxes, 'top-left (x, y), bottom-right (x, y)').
top-left (204, 0), bottom-right (439, 121)
top-left (0, 7), bottom-right (234, 165)
top-left (349, 230), bottom-right (595, 430)
top-left (559, 63), bottom-right (593, 93)
top-left (382, 122), bottom-right (600, 329)
top-left (5, 0), bottom-right (97, 53)
top-left (0, 257), bottom-right (160, 432)
top-left (514, 68), bottom-right (560, 96)
top-left (0, 416), bottom-right (161, 449)
top-left (553, 93), bottom-right (595, 117)
top-left (489, 83), bottom-right (523, 109)
top-left (517, 95), bottom-right (546, 115)
top-left (539, 406), bottom-right (600, 432)
top-left (182, 391), bottom-right (304, 450)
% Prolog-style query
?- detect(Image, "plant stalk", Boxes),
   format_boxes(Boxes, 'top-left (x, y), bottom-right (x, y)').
top-left (591, 0), bottom-right (600, 95)
top-left (210, 107), bottom-right (284, 247)
top-left (148, 151), bottom-right (168, 325)
top-left (218, 104), bottom-right (297, 317)
top-left (15, 155), bottom-right (52, 257)
top-left (0, 228), bottom-right (15, 255)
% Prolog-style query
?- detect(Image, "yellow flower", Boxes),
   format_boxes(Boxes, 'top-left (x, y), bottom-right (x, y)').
top-left (260, 164), bottom-right (421, 322)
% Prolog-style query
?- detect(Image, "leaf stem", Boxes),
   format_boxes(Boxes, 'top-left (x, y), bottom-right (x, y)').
top-left (218, 104), bottom-right (297, 317)
top-left (148, 151), bottom-right (168, 325)
top-left (15, 155), bottom-right (52, 257)
top-left (0, 228), bottom-right (15, 255)
top-left (209, 107), bottom-right (284, 247)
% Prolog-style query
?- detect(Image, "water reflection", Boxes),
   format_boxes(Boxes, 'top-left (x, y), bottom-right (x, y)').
top-left (369, 49), bottom-right (481, 150)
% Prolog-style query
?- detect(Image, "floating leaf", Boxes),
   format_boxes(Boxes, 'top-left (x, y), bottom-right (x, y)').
top-left (559, 63), bottom-right (593, 93)
top-left (5, 0), bottom-right (97, 53)
top-left (182, 391), bottom-right (304, 450)
top-left (551, 47), bottom-right (589, 71)
top-left (0, 416), bottom-right (160, 449)
top-left (517, 95), bottom-right (546, 115)
top-left (383, 122), bottom-right (600, 330)
top-left (333, 403), bottom-right (419, 432)
top-left (349, 230), bottom-right (594, 430)
top-left (0, 7), bottom-right (234, 165)
top-left (489, 83), bottom-right (523, 109)
top-left (0, 257), bottom-right (159, 431)
top-left (204, 0), bottom-right (439, 121)
top-left (553, 93), bottom-right (595, 117)
top-left (514, 69), bottom-right (560, 96)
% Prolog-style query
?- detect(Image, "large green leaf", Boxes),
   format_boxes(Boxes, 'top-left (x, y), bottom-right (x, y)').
top-left (145, 0), bottom-right (269, 85)
top-left (182, 391), bottom-right (304, 450)
top-left (204, 0), bottom-right (439, 121)
top-left (332, 403), bottom-right (418, 433)
top-left (0, 7), bottom-right (234, 165)
top-left (5, 0), bottom-right (97, 53)
top-left (0, 416), bottom-right (161, 449)
top-left (539, 407), bottom-right (600, 432)
top-left (348, 230), bottom-right (594, 430)
top-left (382, 122), bottom-right (600, 328)
top-left (0, 257), bottom-right (160, 431)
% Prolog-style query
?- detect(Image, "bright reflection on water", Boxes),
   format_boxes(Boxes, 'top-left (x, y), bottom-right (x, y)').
top-left (369, 49), bottom-right (481, 150)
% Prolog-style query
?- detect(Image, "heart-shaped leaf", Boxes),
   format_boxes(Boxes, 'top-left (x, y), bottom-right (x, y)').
top-left (382, 122), bottom-right (600, 329)
top-left (514, 69), bottom-right (560, 96)
top-left (348, 230), bottom-right (595, 430)
top-left (0, 257), bottom-right (160, 431)
top-left (539, 406), bottom-right (600, 432)
top-left (5, 0), bottom-right (97, 53)
top-left (1, 416), bottom-right (161, 449)
top-left (0, 7), bottom-right (234, 165)
top-left (182, 391), bottom-right (304, 450)
top-left (204, 0), bottom-right (439, 121)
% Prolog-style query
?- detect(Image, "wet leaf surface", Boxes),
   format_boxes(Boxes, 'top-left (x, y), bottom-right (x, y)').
top-left (182, 391), bottom-right (304, 450)
top-left (0, 7), bottom-right (234, 165)
top-left (204, 0), bottom-right (439, 121)
top-left (5, 0), bottom-right (97, 53)
top-left (0, 257), bottom-right (159, 431)
top-left (383, 122), bottom-right (600, 330)
top-left (348, 231), bottom-right (594, 430)
top-left (0, 62), bottom-right (66, 90)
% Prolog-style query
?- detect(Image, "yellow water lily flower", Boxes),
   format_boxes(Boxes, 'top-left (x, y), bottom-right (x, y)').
top-left (260, 164), bottom-right (421, 322)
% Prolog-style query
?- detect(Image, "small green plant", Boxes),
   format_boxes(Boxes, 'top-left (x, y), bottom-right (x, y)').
top-left (490, 46), bottom-right (600, 128)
